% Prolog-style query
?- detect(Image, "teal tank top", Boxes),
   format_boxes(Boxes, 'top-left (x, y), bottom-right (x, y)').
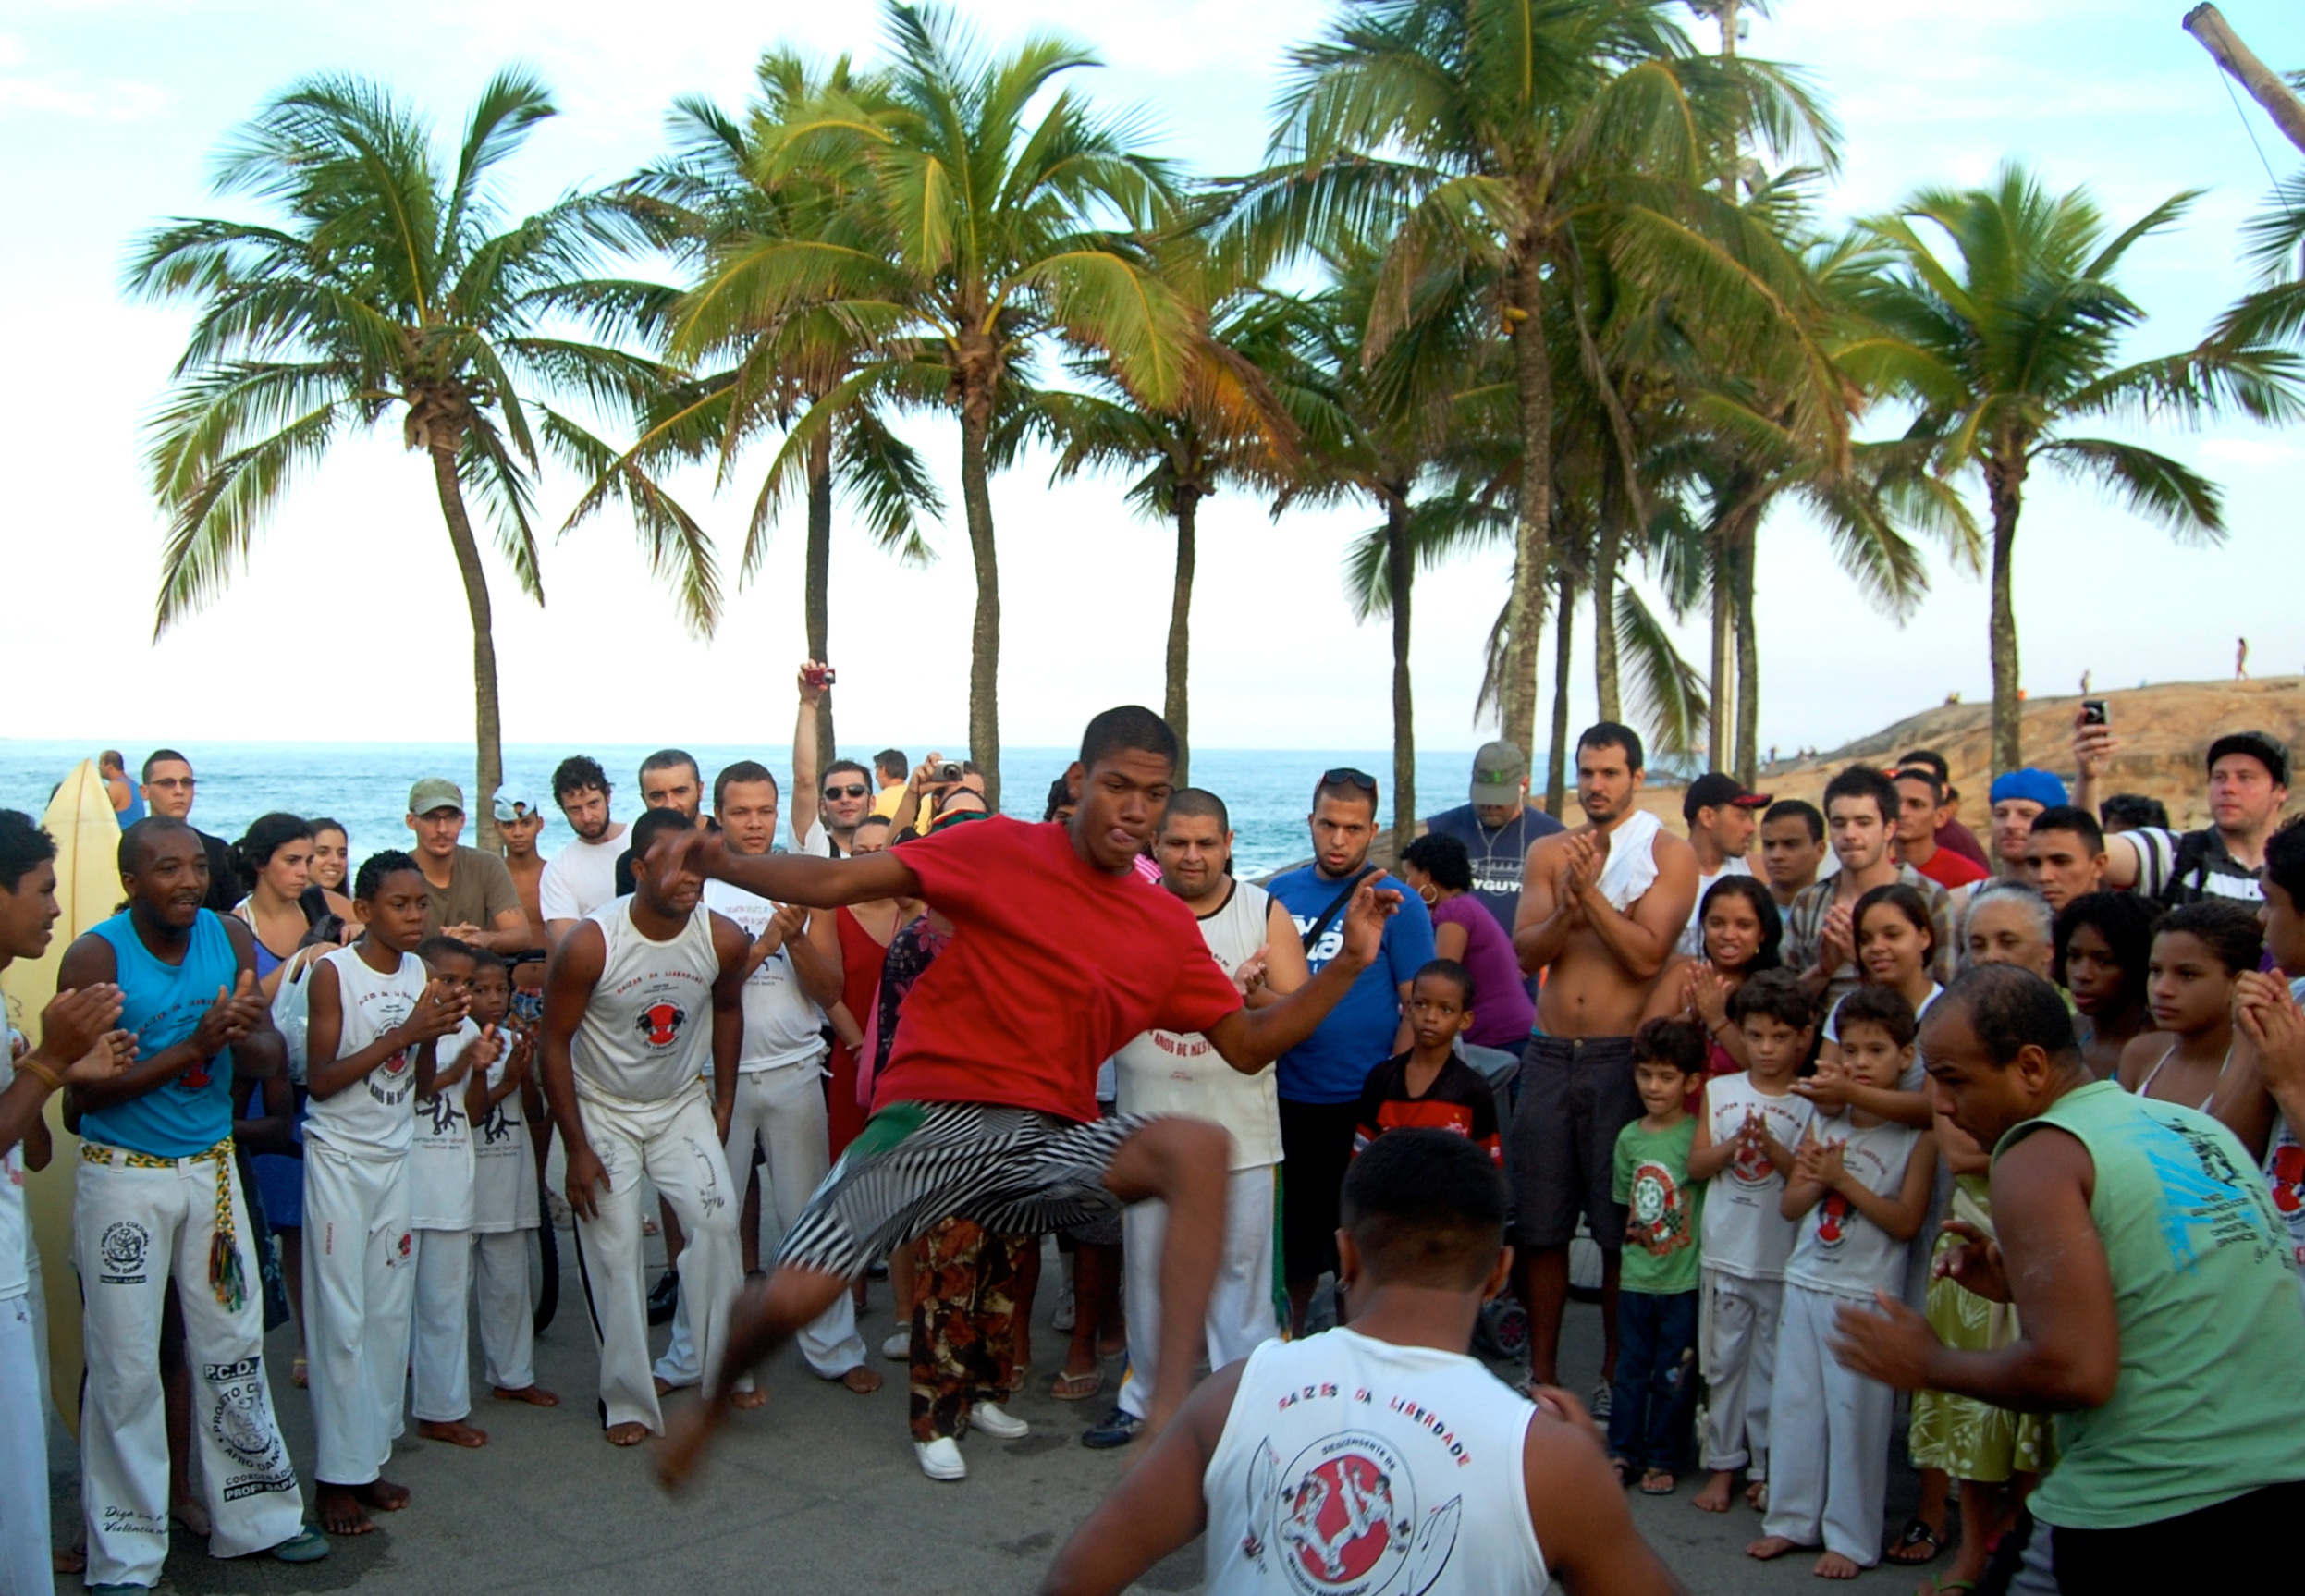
top-left (2001, 1079), bottom-right (2305, 1528)
top-left (79, 909), bottom-right (240, 1158)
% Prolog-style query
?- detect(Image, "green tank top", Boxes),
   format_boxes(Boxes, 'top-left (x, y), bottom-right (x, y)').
top-left (1999, 1079), bottom-right (2305, 1528)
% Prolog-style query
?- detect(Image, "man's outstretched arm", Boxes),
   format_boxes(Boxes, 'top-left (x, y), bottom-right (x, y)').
top-left (663, 827), bottom-right (917, 909)
top-left (1206, 878), bottom-right (1402, 1073)
top-left (1038, 1363), bottom-right (1239, 1596)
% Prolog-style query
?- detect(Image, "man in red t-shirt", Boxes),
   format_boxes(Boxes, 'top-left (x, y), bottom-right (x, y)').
top-left (1893, 766), bottom-right (1989, 894)
top-left (655, 706), bottom-right (1402, 1482)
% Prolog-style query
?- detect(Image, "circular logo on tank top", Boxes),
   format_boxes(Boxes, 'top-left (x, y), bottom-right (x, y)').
top-left (635, 1001), bottom-right (688, 1050)
top-left (1272, 1432), bottom-right (1414, 1593)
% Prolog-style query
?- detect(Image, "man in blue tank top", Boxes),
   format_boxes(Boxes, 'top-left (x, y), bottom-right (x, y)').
top-left (56, 817), bottom-right (327, 1587)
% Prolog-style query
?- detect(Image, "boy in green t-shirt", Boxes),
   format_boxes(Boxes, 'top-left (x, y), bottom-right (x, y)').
top-left (1608, 1017), bottom-right (1709, 1493)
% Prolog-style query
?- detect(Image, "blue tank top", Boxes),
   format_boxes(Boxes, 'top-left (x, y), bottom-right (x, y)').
top-left (80, 909), bottom-right (240, 1157)
top-left (118, 785), bottom-right (146, 825)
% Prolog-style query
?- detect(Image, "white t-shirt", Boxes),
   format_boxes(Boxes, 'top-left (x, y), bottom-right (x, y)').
top-left (1823, 983), bottom-right (1939, 1091)
top-left (539, 830), bottom-right (626, 925)
top-left (796, 817), bottom-right (837, 859)
top-left (1698, 1073), bottom-right (1815, 1282)
top-left (1679, 855), bottom-right (1755, 957)
top-left (1784, 1117), bottom-right (1923, 1300)
top-left (1, 1030), bottom-right (27, 1300)
top-left (409, 1020), bottom-right (482, 1230)
top-left (1113, 881), bottom-right (1281, 1170)
top-left (702, 878), bottom-right (827, 1072)
top-left (305, 945), bottom-right (428, 1159)
top-left (471, 1047), bottom-right (538, 1234)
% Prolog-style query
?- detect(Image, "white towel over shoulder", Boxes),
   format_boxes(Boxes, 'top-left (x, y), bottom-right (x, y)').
top-left (1594, 809), bottom-right (1663, 912)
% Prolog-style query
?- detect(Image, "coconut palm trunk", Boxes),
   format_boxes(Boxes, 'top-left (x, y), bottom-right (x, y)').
top-left (1166, 486), bottom-right (1199, 784)
top-left (1732, 538), bottom-right (1760, 783)
top-left (1591, 516), bottom-right (1623, 724)
top-left (1985, 451), bottom-right (2027, 775)
top-left (1545, 567), bottom-right (1575, 817)
top-left (1502, 255), bottom-right (1554, 752)
top-left (431, 442), bottom-right (505, 854)
top-left (1384, 491), bottom-right (1416, 857)
top-left (959, 392), bottom-right (1003, 809)
top-left (805, 430), bottom-right (838, 771)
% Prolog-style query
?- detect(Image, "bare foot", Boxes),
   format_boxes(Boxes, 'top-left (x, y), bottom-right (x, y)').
top-left (355, 1478), bottom-right (411, 1513)
top-left (840, 1366), bottom-right (884, 1394)
top-left (52, 1545), bottom-right (85, 1575)
top-left (1693, 1470), bottom-right (1735, 1513)
top-left (417, 1418), bottom-right (489, 1448)
top-left (1747, 1536), bottom-right (1805, 1562)
top-left (606, 1420), bottom-right (650, 1446)
top-left (1746, 1479), bottom-right (1769, 1511)
top-left (730, 1387), bottom-right (769, 1410)
top-left (493, 1383), bottom-right (561, 1406)
top-left (1812, 1551), bottom-right (1861, 1579)
top-left (171, 1498), bottom-right (213, 1538)
top-left (654, 1375), bottom-right (677, 1397)
top-left (316, 1484), bottom-right (374, 1537)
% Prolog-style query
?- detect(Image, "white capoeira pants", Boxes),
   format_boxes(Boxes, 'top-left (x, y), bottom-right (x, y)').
top-left (1, 1294), bottom-right (48, 1596)
top-left (1762, 1282), bottom-right (1895, 1565)
top-left (410, 1228), bottom-right (474, 1422)
top-left (1117, 1164), bottom-right (1280, 1422)
top-left (571, 1082), bottom-right (739, 1432)
top-left (656, 1063), bottom-right (865, 1387)
top-left (473, 1229), bottom-right (536, 1390)
top-left (1699, 1267), bottom-right (1784, 1479)
top-left (303, 1143), bottom-right (414, 1484)
top-left (76, 1151), bottom-right (303, 1588)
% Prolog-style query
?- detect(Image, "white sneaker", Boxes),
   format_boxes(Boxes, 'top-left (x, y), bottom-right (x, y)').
top-left (882, 1329), bottom-right (910, 1361)
top-left (972, 1402), bottom-right (1028, 1440)
top-left (1051, 1283), bottom-right (1076, 1332)
top-left (915, 1436), bottom-right (966, 1480)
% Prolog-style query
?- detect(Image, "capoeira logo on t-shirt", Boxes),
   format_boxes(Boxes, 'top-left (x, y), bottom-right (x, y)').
top-left (1242, 1430), bottom-right (1461, 1596)
top-left (203, 1357), bottom-right (295, 1501)
top-left (369, 1043), bottom-right (415, 1108)
top-left (1814, 1189), bottom-right (1852, 1248)
top-left (635, 999), bottom-right (688, 1050)
top-left (1630, 1160), bottom-right (1690, 1256)
top-left (422, 1088), bottom-right (464, 1139)
top-left (99, 1221), bottom-right (151, 1284)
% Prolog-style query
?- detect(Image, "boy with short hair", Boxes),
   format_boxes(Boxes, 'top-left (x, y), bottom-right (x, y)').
top-left (1751, 984), bottom-right (1937, 1579)
top-left (465, 949), bottom-right (557, 1405)
top-left (1687, 969), bottom-right (1817, 1514)
top-left (1352, 959), bottom-right (1501, 1164)
top-left (1607, 1017), bottom-right (1709, 1494)
top-left (406, 936), bottom-right (501, 1449)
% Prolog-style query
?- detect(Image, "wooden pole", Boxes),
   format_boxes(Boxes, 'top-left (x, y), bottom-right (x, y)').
top-left (2185, 4), bottom-right (2305, 158)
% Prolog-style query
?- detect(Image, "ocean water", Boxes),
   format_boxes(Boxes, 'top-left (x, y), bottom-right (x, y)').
top-left (0, 740), bottom-right (1503, 880)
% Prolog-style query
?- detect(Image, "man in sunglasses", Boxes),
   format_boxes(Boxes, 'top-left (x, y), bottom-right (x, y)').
top-left (138, 749), bottom-right (239, 913)
top-left (791, 660), bottom-right (878, 857)
top-left (1268, 767), bottom-right (1436, 1335)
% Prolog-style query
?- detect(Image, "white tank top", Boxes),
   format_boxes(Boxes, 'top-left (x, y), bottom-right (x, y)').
top-left (1114, 880), bottom-right (1281, 1171)
top-left (1784, 1114), bottom-right (1924, 1299)
top-left (571, 898), bottom-right (721, 1105)
top-left (305, 944), bottom-right (428, 1159)
top-left (1203, 1329), bottom-right (1544, 1596)
top-left (702, 878), bottom-right (826, 1072)
top-left (409, 1019), bottom-right (481, 1229)
top-left (1698, 1074), bottom-right (1816, 1283)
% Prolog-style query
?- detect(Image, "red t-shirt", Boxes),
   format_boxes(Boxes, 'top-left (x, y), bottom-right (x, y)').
top-left (875, 816), bottom-right (1244, 1122)
top-left (1910, 843), bottom-right (1990, 891)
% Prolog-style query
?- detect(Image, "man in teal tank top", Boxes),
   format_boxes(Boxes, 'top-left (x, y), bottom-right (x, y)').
top-left (55, 817), bottom-right (326, 1588)
top-left (1833, 964), bottom-right (2305, 1592)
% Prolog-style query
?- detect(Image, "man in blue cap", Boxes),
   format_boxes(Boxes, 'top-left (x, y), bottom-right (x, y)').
top-left (1987, 768), bottom-right (2067, 878)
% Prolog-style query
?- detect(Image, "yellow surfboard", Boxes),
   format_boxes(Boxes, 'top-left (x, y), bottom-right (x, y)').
top-left (4, 758), bottom-right (122, 1426)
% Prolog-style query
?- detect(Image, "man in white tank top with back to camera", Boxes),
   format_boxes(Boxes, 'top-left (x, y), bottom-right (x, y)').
top-left (540, 806), bottom-right (754, 1446)
top-left (1041, 1127), bottom-right (1684, 1596)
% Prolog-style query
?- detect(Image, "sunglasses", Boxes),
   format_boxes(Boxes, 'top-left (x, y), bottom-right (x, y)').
top-left (822, 784), bottom-right (869, 800)
top-left (1320, 767), bottom-right (1377, 792)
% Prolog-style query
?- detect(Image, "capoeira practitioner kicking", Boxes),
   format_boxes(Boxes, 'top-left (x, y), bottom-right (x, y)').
top-left (657, 706), bottom-right (1401, 1484)
top-left (55, 816), bottom-right (329, 1584)
top-left (540, 805), bottom-right (751, 1445)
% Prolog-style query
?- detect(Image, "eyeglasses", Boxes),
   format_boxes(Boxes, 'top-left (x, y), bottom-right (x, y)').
top-left (823, 784), bottom-right (869, 800)
top-left (148, 777), bottom-right (196, 791)
top-left (1320, 767), bottom-right (1377, 792)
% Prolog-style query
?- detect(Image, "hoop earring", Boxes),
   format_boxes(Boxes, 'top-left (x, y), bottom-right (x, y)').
top-left (1418, 885), bottom-right (1439, 906)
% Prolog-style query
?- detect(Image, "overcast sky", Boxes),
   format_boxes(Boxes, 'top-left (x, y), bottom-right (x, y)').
top-left (4, 0), bottom-right (2299, 761)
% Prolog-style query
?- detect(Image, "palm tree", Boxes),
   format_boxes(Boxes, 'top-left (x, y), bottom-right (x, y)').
top-left (1224, 0), bottom-right (1832, 757)
top-left (129, 71), bottom-right (707, 850)
top-left (708, 3), bottom-right (1194, 804)
top-left (621, 55), bottom-right (942, 767)
top-left (1855, 164), bottom-right (2303, 772)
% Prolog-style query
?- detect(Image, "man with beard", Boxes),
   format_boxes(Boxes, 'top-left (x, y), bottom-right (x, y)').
top-left (1511, 723), bottom-right (1698, 1399)
top-left (403, 779), bottom-right (530, 956)
top-left (56, 817), bottom-right (327, 1583)
top-left (1421, 742), bottom-right (1563, 935)
top-left (1085, 787), bottom-right (1309, 1449)
top-left (540, 805), bottom-right (752, 1445)
top-left (541, 756), bottom-right (627, 947)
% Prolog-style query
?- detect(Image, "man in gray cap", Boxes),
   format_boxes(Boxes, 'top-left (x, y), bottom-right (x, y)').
top-left (1422, 741), bottom-right (1563, 936)
top-left (2074, 723), bottom-right (2291, 905)
top-left (405, 778), bottom-right (533, 953)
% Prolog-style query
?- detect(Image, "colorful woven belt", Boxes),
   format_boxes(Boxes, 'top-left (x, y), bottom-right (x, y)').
top-left (80, 1136), bottom-right (247, 1311)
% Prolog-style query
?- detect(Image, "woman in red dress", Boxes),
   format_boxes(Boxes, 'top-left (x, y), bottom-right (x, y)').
top-left (825, 814), bottom-right (908, 1158)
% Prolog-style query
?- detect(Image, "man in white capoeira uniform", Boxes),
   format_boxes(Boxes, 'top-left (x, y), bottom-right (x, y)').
top-left (55, 816), bottom-right (330, 1586)
top-left (541, 804), bottom-right (751, 1444)
top-left (655, 762), bottom-right (879, 1398)
top-left (1087, 787), bottom-right (1306, 1451)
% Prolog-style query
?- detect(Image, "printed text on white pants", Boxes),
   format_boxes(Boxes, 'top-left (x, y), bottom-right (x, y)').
top-left (656, 1062), bottom-right (865, 1387)
top-left (1699, 1267), bottom-right (1783, 1479)
top-left (1762, 1282), bottom-right (1894, 1566)
top-left (571, 1081), bottom-right (740, 1432)
top-left (75, 1153), bottom-right (304, 1588)
top-left (303, 1142), bottom-right (414, 1485)
top-left (1118, 1164), bottom-right (1281, 1422)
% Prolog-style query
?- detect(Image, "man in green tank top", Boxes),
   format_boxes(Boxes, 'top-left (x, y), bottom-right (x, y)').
top-left (1833, 964), bottom-right (2305, 1591)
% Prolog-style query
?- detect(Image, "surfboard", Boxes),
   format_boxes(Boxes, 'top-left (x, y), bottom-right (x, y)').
top-left (4, 758), bottom-right (122, 1427)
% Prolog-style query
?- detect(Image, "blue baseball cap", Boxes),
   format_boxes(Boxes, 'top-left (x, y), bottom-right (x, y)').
top-left (1989, 768), bottom-right (2066, 809)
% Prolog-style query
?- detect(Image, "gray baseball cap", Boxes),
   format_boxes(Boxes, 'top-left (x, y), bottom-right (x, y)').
top-left (1470, 742), bottom-right (1530, 805)
top-left (407, 777), bottom-right (464, 816)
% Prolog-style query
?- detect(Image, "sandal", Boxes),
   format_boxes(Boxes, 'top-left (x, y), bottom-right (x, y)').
top-left (1049, 1369), bottom-right (1104, 1402)
top-left (1884, 1516), bottom-right (1945, 1566)
top-left (1639, 1468), bottom-right (1676, 1496)
top-left (1921, 1581), bottom-right (1980, 1596)
top-left (291, 1355), bottom-right (308, 1390)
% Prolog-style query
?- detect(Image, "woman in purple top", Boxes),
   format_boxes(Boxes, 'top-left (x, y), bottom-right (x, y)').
top-left (1400, 833), bottom-right (1537, 1053)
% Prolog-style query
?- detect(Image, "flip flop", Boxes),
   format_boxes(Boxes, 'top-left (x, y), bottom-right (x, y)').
top-left (1884, 1517), bottom-right (1945, 1565)
top-left (1639, 1469), bottom-right (1676, 1496)
top-left (1049, 1369), bottom-right (1104, 1401)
